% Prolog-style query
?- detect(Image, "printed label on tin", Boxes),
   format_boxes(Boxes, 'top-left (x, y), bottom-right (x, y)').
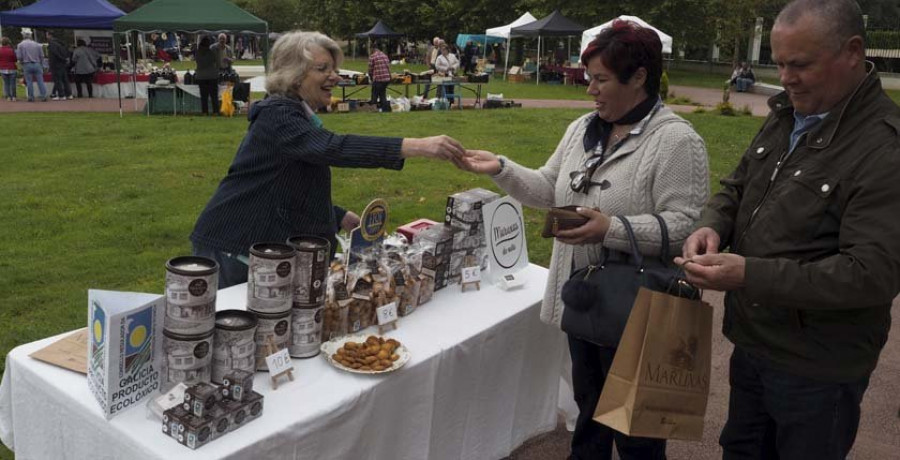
top-left (163, 334), bottom-right (213, 389)
top-left (289, 306), bottom-right (323, 357)
top-left (254, 315), bottom-right (292, 371)
top-left (247, 256), bottom-right (294, 314)
top-left (212, 328), bottom-right (257, 383)
top-left (165, 271), bottom-right (217, 335)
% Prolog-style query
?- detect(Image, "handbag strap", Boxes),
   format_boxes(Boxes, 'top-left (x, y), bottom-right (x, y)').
top-left (600, 214), bottom-right (671, 270)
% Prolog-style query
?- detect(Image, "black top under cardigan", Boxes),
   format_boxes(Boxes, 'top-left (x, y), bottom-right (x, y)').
top-left (190, 95), bottom-right (405, 255)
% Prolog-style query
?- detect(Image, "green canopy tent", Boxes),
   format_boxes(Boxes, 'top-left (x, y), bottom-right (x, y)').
top-left (112, 0), bottom-right (268, 116)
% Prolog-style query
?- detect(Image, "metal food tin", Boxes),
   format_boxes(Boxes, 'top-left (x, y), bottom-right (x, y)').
top-left (247, 243), bottom-right (296, 314)
top-left (289, 303), bottom-right (324, 358)
top-left (251, 309), bottom-right (292, 371)
top-left (286, 235), bottom-right (330, 306)
top-left (212, 310), bottom-right (258, 384)
top-left (165, 256), bottom-right (218, 335)
top-left (162, 329), bottom-right (214, 391)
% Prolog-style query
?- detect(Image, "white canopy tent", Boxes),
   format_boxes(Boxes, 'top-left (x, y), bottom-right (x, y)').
top-left (485, 12), bottom-right (536, 79)
top-left (580, 15), bottom-right (673, 56)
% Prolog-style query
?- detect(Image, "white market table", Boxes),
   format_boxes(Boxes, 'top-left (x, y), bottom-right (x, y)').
top-left (0, 264), bottom-right (565, 460)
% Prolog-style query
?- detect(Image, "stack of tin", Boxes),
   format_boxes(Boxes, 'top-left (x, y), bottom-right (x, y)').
top-left (246, 242), bottom-right (296, 371)
top-left (211, 310), bottom-right (258, 383)
top-left (163, 256), bottom-right (220, 390)
top-left (286, 236), bottom-right (330, 359)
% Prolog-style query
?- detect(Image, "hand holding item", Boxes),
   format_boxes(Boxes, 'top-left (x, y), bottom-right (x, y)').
top-left (401, 135), bottom-right (466, 167)
top-left (459, 149), bottom-right (502, 175)
top-left (679, 226), bottom-right (721, 259)
top-left (554, 207), bottom-right (611, 245)
top-left (675, 253), bottom-right (746, 291)
top-left (340, 211), bottom-right (360, 232)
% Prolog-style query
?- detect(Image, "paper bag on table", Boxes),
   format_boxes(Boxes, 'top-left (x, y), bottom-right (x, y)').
top-left (593, 287), bottom-right (712, 441)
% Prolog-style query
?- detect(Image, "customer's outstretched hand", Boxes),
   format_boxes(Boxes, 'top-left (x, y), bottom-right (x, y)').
top-left (459, 149), bottom-right (502, 175)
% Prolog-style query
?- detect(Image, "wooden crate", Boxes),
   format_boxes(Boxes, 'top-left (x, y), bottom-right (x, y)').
top-left (508, 74), bottom-right (526, 83)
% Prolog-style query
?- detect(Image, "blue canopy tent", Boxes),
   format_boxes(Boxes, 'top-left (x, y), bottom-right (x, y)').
top-left (454, 34), bottom-right (506, 49)
top-left (0, 0), bottom-right (125, 29)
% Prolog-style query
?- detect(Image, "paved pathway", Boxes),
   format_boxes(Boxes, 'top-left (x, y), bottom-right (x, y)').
top-left (519, 85), bottom-right (772, 117)
top-left (0, 85), bottom-right (769, 116)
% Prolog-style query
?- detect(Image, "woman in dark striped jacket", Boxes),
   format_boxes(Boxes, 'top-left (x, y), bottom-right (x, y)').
top-left (191, 30), bottom-right (465, 288)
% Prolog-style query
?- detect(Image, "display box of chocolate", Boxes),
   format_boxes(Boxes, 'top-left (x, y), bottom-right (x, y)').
top-left (162, 380), bottom-right (264, 450)
top-left (413, 224), bottom-right (461, 291)
top-left (397, 218), bottom-right (439, 243)
top-left (87, 290), bottom-right (165, 419)
top-left (220, 369), bottom-right (254, 402)
top-left (444, 188), bottom-right (500, 279)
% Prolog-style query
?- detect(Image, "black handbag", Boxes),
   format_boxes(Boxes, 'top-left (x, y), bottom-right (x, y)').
top-left (560, 214), bottom-right (700, 347)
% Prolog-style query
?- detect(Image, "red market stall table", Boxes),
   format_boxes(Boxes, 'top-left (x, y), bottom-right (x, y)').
top-left (42, 71), bottom-right (150, 98)
top-left (0, 264), bottom-right (565, 460)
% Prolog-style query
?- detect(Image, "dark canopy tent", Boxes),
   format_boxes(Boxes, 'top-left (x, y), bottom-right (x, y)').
top-left (511, 10), bottom-right (587, 84)
top-left (354, 20), bottom-right (403, 59)
top-left (112, 0), bottom-right (268, 116)
top-left (355, 20), bottom-right (402, 39)
top-left (0, 0), bottom-right (125, 29)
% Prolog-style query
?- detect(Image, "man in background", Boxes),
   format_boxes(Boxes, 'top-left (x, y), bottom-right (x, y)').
top-left (15, 31), bottom-right (47, 102)
top-left (368, 42), bottom-right (392, 112)
top-left (47, 31), bottom-right (71, 100)
top-left (210, 33), bottom-right (233, 71)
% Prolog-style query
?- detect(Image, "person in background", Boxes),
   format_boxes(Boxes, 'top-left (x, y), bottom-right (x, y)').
top-left (70, 40), bottom-right (100, 98)
top-left (0, 37), bottom-right (17, 101)
top-left (15, 31), bottom-right (47, 102)
top-left (368, 41), bottom-right (392, 112)
top-left (434, 43), bottom-right (460, 105)
top-left (421, 37), bottom-right (442, 100)
top-left (457, 20), bottom-right (708, 459)
top-left (210, 33), bottom-right (233, 71)
top-left (463, 40), bottom-right (476, 74)
top-left (677, 1), bottom-right (900, 458)
top-left (194, 36), bottom-right (219, 116)
top-left (46, 31), bottom-right (71, 100)
top-left (733, 61), bottom-right (756, 92)
top-left (190, 31), bottom-right (467, 289)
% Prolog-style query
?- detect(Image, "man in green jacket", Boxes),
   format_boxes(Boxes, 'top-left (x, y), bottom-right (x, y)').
top-left (677, 0), bottom-right (900, 458)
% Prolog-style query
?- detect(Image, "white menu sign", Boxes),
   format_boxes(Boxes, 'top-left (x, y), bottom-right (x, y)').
top-left (481, 196), bottom-right (529, 284)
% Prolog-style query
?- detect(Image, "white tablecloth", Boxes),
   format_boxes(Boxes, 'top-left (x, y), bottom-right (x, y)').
top-left (0, 264), bottom-right (565, 460)
top-left (44, 81), bottom-right (149, 99)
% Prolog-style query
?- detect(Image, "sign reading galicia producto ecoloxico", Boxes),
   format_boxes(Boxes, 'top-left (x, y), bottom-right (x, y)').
top-left (481, 196), bottom-right (529, 284)
top-left (87, 290), bottom-right (165, 419)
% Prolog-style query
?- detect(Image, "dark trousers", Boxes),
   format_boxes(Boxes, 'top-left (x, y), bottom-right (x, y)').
top-left (370, 81), bottom-right (391, 112)
top-left (568, 335), bottom-right (667, 460)
top-left (50, 68), bottom-right (70, 97)
top-left (74, 73), bottom-right (94, 98)
top-left (192, 244), bottom-right (248, 289)
top-left (196, 79), bottom-right (219, 115)
top-left (720, 347), bottom-right (869, 460)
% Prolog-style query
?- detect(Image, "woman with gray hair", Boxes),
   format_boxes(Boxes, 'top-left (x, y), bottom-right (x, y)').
top-left (191, 30), bottom-right (466, 289)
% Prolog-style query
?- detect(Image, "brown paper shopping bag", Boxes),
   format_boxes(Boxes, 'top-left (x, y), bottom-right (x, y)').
top-left (593, 287), bottom-right (713, 441)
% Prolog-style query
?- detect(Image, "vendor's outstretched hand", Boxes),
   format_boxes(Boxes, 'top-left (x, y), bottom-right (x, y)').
top-left (459, 149), bottom-right (502, 175)
top-left (401, 135), bottom-right (466, 167)
top-left (554, 207), bottom-right (611, 245)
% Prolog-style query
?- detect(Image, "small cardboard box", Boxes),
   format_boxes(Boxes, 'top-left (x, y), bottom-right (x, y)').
top-left (337, 102), bottom-right (350, 113)
top-left (87, 290), bottom-right (165, 419)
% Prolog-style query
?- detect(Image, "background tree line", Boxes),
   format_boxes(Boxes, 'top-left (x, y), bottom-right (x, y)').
top-left (2, 0), bottom-right (899, 63)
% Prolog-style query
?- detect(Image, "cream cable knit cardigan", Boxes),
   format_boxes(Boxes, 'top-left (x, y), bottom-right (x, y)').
top-left (492, 106), bottom-right (709, 327)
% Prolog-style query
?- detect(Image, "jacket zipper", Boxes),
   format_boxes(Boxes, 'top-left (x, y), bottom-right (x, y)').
top-left (735, 148), bottom-right (791, 252)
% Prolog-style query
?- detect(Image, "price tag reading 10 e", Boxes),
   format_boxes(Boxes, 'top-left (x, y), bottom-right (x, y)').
top-left (265, 348), bottom-right (294, 376)
top-left (377, 301), bottom-right (399, 325)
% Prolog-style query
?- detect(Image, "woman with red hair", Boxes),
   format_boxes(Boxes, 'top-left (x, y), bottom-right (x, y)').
top-left (459, 20), bottom-right (709, 459)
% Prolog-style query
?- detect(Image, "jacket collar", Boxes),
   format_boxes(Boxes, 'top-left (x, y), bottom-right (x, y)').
top-left (767, 61), bottom-right (880, 151)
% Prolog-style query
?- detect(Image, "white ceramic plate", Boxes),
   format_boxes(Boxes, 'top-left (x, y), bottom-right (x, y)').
top-left (320, 334), bottom-right (411, 375)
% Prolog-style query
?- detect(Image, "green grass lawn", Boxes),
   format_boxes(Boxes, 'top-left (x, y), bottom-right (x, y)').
top-left (0, 107), bottom-right (762, 459)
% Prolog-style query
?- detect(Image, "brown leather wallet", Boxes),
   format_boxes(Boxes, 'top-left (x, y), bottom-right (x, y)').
top-left (541, 205), bottom-right (590, 238)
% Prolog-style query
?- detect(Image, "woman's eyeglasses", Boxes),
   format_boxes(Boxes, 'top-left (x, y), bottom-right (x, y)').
top-left (569, 155), bottom-right (611, 193)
